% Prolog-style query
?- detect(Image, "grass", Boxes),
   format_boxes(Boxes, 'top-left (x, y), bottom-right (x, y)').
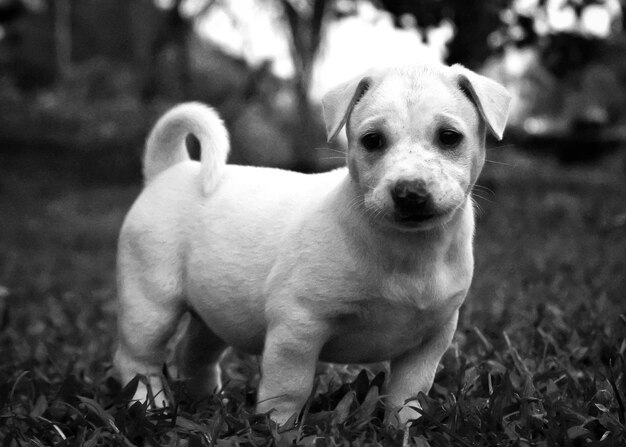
top-left (0, 146), bottom-right (625, 446)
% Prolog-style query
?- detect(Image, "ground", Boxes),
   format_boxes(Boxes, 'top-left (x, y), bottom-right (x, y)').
top-left (0, 145), bottom-right (625, 446)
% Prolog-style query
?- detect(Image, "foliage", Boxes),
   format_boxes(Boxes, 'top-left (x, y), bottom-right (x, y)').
top-left (1, 291), bottom-right (624, 445)
top-left (376, 0), bottom-right (509, 68)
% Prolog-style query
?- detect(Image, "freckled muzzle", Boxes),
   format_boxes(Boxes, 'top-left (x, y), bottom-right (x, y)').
top-left (379, 171), bottom-right (468, 230)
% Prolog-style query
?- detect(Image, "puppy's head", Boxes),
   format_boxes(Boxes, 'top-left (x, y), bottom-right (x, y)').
top-left (322, 64), bottom-right (511, 231)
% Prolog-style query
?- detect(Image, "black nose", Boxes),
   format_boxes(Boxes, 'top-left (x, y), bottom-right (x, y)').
top-left (392, 180), bottom-right (431, 214)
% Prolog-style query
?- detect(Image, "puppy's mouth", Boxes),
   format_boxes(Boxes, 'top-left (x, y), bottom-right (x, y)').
top-left (389, 205), bottom-right (460, 230)
top-left (394, 210), bottom-right (438, 224)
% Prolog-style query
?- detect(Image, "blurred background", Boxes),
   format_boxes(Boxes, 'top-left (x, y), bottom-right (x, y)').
top-left (0, 0), bottom-right (625, 380)
top-left (1, 0), bottom-right (625, 176)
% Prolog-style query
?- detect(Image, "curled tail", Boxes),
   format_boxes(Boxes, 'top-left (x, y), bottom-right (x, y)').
top-left (143, 102), bottom-right (230, 194)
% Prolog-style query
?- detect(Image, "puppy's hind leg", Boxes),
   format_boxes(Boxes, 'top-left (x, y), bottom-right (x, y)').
top-left (114, 267), bottom-right (184, 407)
top-left (174, 311), bottom-right (226, 397)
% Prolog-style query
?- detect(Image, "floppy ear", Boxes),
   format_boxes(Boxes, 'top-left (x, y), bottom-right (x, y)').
top-left (321, 75), bottom-right (373, 142)
top-left (453, 65), bottom-right (512, 140)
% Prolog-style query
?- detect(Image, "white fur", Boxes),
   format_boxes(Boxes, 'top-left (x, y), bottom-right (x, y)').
top-left (114, 63), bottom-right (511, 425)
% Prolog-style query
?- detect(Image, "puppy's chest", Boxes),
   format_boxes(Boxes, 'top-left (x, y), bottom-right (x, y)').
top-left (367, 253), bottom-right (466, 309)
top-left (316, 263), bottom-right (467, 363)
top-left (378, 269), bottom-right (439, 307)
top-left (320, 300), bottom-right (446, 363)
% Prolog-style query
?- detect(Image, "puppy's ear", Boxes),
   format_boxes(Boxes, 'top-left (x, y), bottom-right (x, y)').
top-left (322, 75), bottom-right (372, 142)
top-left (453, 65), bottom-right (512, 140)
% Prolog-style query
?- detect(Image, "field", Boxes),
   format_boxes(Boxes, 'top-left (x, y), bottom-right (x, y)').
top-left (1, 146), bottom-right (625, 446)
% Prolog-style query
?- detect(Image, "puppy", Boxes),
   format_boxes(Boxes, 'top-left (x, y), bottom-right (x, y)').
top-left (114, 63), bottom-right (511, 425)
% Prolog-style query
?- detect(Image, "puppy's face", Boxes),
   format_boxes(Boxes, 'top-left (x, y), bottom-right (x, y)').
top-left (323, 65), bottom-right (511, 231)
top-left (347, 70), bottom-right (483, 230)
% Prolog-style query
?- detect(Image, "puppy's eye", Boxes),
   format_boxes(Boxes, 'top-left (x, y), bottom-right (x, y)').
top-left (360, 131), bottom-right (386, 151)
top-left (438, 129), bottom-right (463, 148)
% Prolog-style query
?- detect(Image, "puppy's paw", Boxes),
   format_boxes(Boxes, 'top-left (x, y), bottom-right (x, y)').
top-left (256, 400), bottom-right (301, 428)
top-left (127, 374), bottom-right (170, 408)
top-left (386, 400), bottom-right (422, 427)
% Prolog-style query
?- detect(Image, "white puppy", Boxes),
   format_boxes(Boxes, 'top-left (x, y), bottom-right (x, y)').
top-left (114, 63), bottom-right (511, 425)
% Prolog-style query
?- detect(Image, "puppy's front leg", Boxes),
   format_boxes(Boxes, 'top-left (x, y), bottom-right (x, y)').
top-left (387, 310), bottom-right (459, 425)
top-left (256, 312), bottom-right (329, 425)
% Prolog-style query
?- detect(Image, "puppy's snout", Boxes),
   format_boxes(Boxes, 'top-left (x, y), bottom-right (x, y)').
top-left (391, 180), bottom-right (431, 215)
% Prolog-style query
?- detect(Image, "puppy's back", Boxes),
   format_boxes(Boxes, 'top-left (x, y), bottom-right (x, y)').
top-left (120, 162), bottom-right (348, 297)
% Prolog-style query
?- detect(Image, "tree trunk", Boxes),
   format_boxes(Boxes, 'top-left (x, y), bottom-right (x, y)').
top-left (168, 1), bottom-right (192, 100)
top-left (281, 0), bottom-right (328, 172)
top-left (54, 0), bottom-right (72, 80)
top-left (129, 0), bottom-right (194, 101)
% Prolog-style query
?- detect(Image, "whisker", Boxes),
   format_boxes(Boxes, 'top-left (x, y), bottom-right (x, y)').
top-left (488, 143), bottom-right (515, 150)
top-left (472, 184), bottom-right (496, 199)
top-left (484, 158), bottom-right (513, 167)
top-left (345, 195), bottom-right (365, 214)
top-left (472, 193), bottom-right (493, 204)
top-left (471, 197), bottom-right (484, 218)
top-left (316, 147), bottom-right (346, 155)
top-left (320, 157), bottom-right (347, 161)
top-left (473, 184), bottom-right (495, 191)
